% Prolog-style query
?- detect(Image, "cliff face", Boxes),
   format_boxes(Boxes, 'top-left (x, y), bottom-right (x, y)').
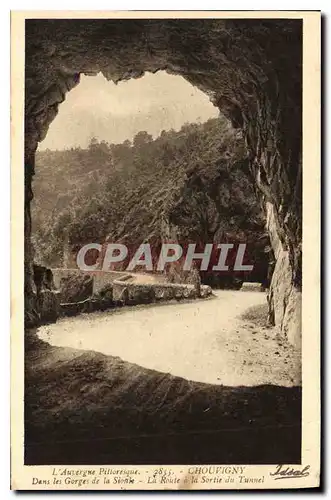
top-left (265, 202), bottom-right (301, 347)
top-left (24, 19), bottom-right (302, 345)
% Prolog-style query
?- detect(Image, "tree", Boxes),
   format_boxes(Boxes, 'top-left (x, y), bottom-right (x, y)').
top-left (32, 116), bottom-right (269, 287)
top-left (88, 136), bottom-right (98, 149)
top-left (133, 131), bottom-right (153, 148)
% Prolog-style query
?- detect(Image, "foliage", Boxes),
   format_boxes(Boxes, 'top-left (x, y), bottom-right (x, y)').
top-left (32, 116), bottom-right (268, 284)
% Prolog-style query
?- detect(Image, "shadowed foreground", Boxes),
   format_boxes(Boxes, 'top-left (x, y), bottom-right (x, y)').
top-left (37, 291), bottom-right (301, 387)
top-left (25, 333), bottom-right (301, 465)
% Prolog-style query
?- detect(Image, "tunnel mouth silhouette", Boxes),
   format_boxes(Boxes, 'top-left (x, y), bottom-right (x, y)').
top-left (25, 19), bottom-right (302, 336)
top-left (23, 18), bottom-right (303, 466)
top-left (25, 18), bottom-right (302, 341)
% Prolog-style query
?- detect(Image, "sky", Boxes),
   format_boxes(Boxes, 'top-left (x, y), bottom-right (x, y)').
top-left (39, 71), bottom-right (219, 150)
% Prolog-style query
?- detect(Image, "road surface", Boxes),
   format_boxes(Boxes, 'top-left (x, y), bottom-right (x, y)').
top-left (38, 290), bottom-right (300, 387)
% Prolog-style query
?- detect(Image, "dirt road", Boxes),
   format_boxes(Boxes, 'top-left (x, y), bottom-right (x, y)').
top-left (27, 290), bottom-right (301, 464)
top-left (38, 290), bottom-right (301, 387)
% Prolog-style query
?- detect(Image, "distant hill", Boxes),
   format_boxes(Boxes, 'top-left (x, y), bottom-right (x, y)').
top-left (32, 116), bottom-right (270, 287)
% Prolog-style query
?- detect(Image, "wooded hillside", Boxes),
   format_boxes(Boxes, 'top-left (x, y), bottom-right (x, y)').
top-left (32, 116), bottom-right (270, 286)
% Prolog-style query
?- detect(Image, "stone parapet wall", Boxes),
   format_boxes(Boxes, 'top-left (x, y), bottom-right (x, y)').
top-left (48, 269), bottom-right (213, 320)
top-left (52, 268), bottom-right (127, 294)
top-left (112, 279), bottom-right (212, 306)
top-left (240, 282), bottom-right (264, 292)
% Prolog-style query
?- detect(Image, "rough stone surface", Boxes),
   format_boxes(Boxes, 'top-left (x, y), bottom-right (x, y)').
top-left (24, 19), bottom-right (302, 345)
top-left (58, 273), bottom-right (93, 303)
top-left (241, 282), bottom-right (263, 292)
top-left (33, 265), bottom-right (60, 324)
top-left (48, 269), bottom-right (211, 318)
top-left (265, 202), bottom-right (301, 346)
top-left (112, 279), bottom-right (211, 305)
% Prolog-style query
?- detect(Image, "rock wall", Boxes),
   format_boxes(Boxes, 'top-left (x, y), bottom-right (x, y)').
top-left (33, 265), bottom-right (60, 324)
top-left (266, 202), bottom-right (302, 348)
top-left (24, 19), bottom-right (302, 345)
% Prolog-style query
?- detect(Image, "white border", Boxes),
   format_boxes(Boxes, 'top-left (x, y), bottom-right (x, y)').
top-left (7, 6), bottom-right (323, 495)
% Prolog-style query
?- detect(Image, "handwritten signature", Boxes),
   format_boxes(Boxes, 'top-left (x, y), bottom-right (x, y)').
top-left (270, 464), bottom-right (310, 480)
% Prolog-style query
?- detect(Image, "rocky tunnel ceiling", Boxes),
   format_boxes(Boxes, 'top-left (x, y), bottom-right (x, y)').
top-left (24, 18), bottom-right (302, 344)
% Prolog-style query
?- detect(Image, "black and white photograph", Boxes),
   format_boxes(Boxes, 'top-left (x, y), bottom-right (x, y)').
top-left (10, 11), bottom-right (320, 490)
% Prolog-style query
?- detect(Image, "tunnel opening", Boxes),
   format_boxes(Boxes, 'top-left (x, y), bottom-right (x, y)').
top-left (31, 69), bottom-right (219, 268)
top-left (31, 69), bottom-right (271, 297)
top-left (25, 18), bottom-right (302, 346)
top-left (22, 16), bottom-right (303, 468)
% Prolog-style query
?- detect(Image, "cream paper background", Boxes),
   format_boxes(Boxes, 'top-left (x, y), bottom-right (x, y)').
top-left (10, 10), bottom-right (321, 490)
